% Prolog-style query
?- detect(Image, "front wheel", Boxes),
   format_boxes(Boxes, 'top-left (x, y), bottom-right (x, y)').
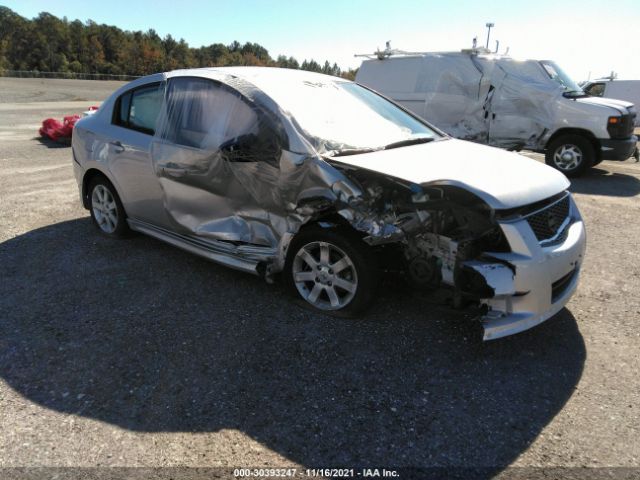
top-left (284, 226), bottom-right (378, 317)
top-left (545, 134), bottom-right (595, 177)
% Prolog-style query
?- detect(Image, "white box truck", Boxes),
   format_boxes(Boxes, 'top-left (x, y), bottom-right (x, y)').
top-left (355, 49), bottom-right (638, 176)
top-left (582, 79), bottom-right (640, 126)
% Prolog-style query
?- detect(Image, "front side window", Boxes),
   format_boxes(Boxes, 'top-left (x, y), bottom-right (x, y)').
top-left (155, 77), bottom-right (284, 165)
top-left (584, 83), bottom-right (605, 97)
top-left (159, 77), bottom-right (259, 150)
top-left (113, 83), bottom-right (163, 135)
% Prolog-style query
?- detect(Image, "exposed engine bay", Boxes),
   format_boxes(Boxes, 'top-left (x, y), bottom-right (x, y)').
top-left (324, 162), bottom-right (516, 304)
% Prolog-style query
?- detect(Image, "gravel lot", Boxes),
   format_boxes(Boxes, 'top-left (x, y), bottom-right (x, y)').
top-left (0, 78), bottom-right (639, 478)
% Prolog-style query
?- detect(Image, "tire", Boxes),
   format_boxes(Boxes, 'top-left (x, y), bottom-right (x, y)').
top-left (592, 156), bottom-right (604, 166)
top-left (284, 225), bottom-right (378, 317)
top-left (545, 134), bottom-right (595, 177)
top-left (88, 176), bottom-right (129, 237)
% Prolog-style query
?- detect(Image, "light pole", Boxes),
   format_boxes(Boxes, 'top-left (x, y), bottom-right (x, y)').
top-left (485, 22), bottom-right (494, 49)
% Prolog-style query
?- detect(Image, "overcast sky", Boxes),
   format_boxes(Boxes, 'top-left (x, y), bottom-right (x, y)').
top-left (4, 0), bottom-right (640, 81)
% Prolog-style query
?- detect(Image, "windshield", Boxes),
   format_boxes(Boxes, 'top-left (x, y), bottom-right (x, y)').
top-left (256, 79), bottom-right (440, 155)
top-left (540, 60), bottom-right (584, 96)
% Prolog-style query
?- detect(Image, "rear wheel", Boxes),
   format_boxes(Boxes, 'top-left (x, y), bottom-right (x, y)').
top-left (88, 177), bottom-right (129, 237)
top-left (545, 134), bottom-right (595, 177)
top-left (285, 226), bottom-right (378, 316)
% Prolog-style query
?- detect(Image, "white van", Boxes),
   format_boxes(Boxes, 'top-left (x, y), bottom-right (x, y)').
top-left (582, 79), bottom-right (640, 126)
top-left (355, 50), bottom-right (638, 176)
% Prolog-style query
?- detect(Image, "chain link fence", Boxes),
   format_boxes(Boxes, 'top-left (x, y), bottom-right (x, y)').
top-left (0, 70), bottom-right (140, 81)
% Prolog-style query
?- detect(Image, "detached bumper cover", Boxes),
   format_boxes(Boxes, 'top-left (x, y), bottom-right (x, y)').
top-left (479, 196), bottom-right (586, 340)
top-left (481, 265), bottom-right (580, 340)
top-left (600, 136), bottom-right (637, 160)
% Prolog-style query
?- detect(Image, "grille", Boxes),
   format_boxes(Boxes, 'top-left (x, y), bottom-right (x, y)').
top-left (608, 112), bottom-right (636, 138)
top-left (526, 195), bottom-right (571, 243)
top-left (621, 113), bottom-right (635, 137)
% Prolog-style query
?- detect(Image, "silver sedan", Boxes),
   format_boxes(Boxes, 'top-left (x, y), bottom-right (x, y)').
top-left (72, 67), bottom-right (586, 340)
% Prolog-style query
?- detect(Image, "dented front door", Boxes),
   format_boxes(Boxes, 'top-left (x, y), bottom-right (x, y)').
top-left (486, 61), bottom-right (553, 150)
top-left (150, 76), bottom-right (287, 247)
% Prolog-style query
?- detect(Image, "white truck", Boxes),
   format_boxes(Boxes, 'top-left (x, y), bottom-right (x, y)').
top-left (355, 48), bottom-right (638, 176)
top-left (582, 79), bottom-right (640, 126)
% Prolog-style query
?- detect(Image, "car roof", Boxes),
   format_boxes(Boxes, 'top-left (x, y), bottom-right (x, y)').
top-left (165, 66), bottom-right (348, 86)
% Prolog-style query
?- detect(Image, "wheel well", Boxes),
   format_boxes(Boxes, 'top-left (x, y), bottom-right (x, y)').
top-left (299, 212), bottom-right (363, 237)
top-left (546, 129), bottom-right (601, 160)
top-left (81, 169), bottom-right (109, 209)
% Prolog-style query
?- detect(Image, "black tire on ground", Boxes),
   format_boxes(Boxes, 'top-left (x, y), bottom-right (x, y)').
top-left (545, 134), bottom-right (595, 177)
top-left (284, 225), bottom-right (378, 317)
top-left (87, 176), bottom-right (129, 237)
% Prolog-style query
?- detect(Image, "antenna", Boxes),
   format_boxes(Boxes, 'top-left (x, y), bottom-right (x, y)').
top-left (485, 22), bottom-right (494, 48)
top-left (354, 41), bottom-right (431, 59)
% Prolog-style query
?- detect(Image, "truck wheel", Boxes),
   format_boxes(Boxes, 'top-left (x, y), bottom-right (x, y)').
top-left (284, 226), bottom-right (378, 317)
top-left (545, 134), bottom-right (595, 177)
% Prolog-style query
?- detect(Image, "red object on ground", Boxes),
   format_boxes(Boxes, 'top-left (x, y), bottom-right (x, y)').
top-left (39, 115), bottom-right (81, 143)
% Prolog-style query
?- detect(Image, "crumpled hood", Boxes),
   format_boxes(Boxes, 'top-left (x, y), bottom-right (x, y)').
top-left (575, 96), bottom-right (634, 113)
top-left (328, 138), bottom-right (570, 210)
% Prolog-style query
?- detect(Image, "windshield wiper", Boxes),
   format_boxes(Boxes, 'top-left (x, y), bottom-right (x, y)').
top-left (330, 147), bottom-right (377, 157)
top-left (383, 137), bottom-right (435, 150)
top-left (329, 137), bottom-right (435, 157)
top-left (563, 90), bottom-right (587, 98)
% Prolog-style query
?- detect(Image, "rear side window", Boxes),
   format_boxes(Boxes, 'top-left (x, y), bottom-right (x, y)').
top-left (113, 83), bottom-right (163, 135)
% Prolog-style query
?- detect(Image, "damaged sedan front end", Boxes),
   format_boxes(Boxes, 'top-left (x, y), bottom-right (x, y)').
top-left (320, 135), bottom-right (586, 340)
top-left (72, 66), bottom-right (586, 340)
top-left (323, 152), bottom-right (585, 340)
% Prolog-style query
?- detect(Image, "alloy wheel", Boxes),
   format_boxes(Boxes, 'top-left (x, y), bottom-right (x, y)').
top-left (292, 241), bottom-right (358, 310)
top-left (91, 184), bottom-right (118, 234)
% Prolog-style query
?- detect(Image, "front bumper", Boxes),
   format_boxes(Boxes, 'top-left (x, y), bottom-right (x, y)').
top-left (600, 136), bottom-right (637, 160)
top-left (478, 196), bottom-right (586, 340)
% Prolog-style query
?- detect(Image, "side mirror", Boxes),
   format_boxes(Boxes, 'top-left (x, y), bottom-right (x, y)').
top-left (220, 133), bottom-right (260, 160)
top-left (220, 130), bottom-right (281, 167)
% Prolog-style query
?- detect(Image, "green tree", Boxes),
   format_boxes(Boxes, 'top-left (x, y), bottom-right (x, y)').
top-left (0, 7), bottom-right (347, 78)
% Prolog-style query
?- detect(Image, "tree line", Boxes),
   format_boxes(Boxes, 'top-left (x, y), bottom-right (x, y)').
top-left (0, 7), bottom-right (357, 79)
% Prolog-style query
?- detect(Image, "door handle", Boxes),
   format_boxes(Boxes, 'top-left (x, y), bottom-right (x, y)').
top-left (162, 166), bottom-right (186, 177)
top-left (110, 141), bottom-right (125, 153)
